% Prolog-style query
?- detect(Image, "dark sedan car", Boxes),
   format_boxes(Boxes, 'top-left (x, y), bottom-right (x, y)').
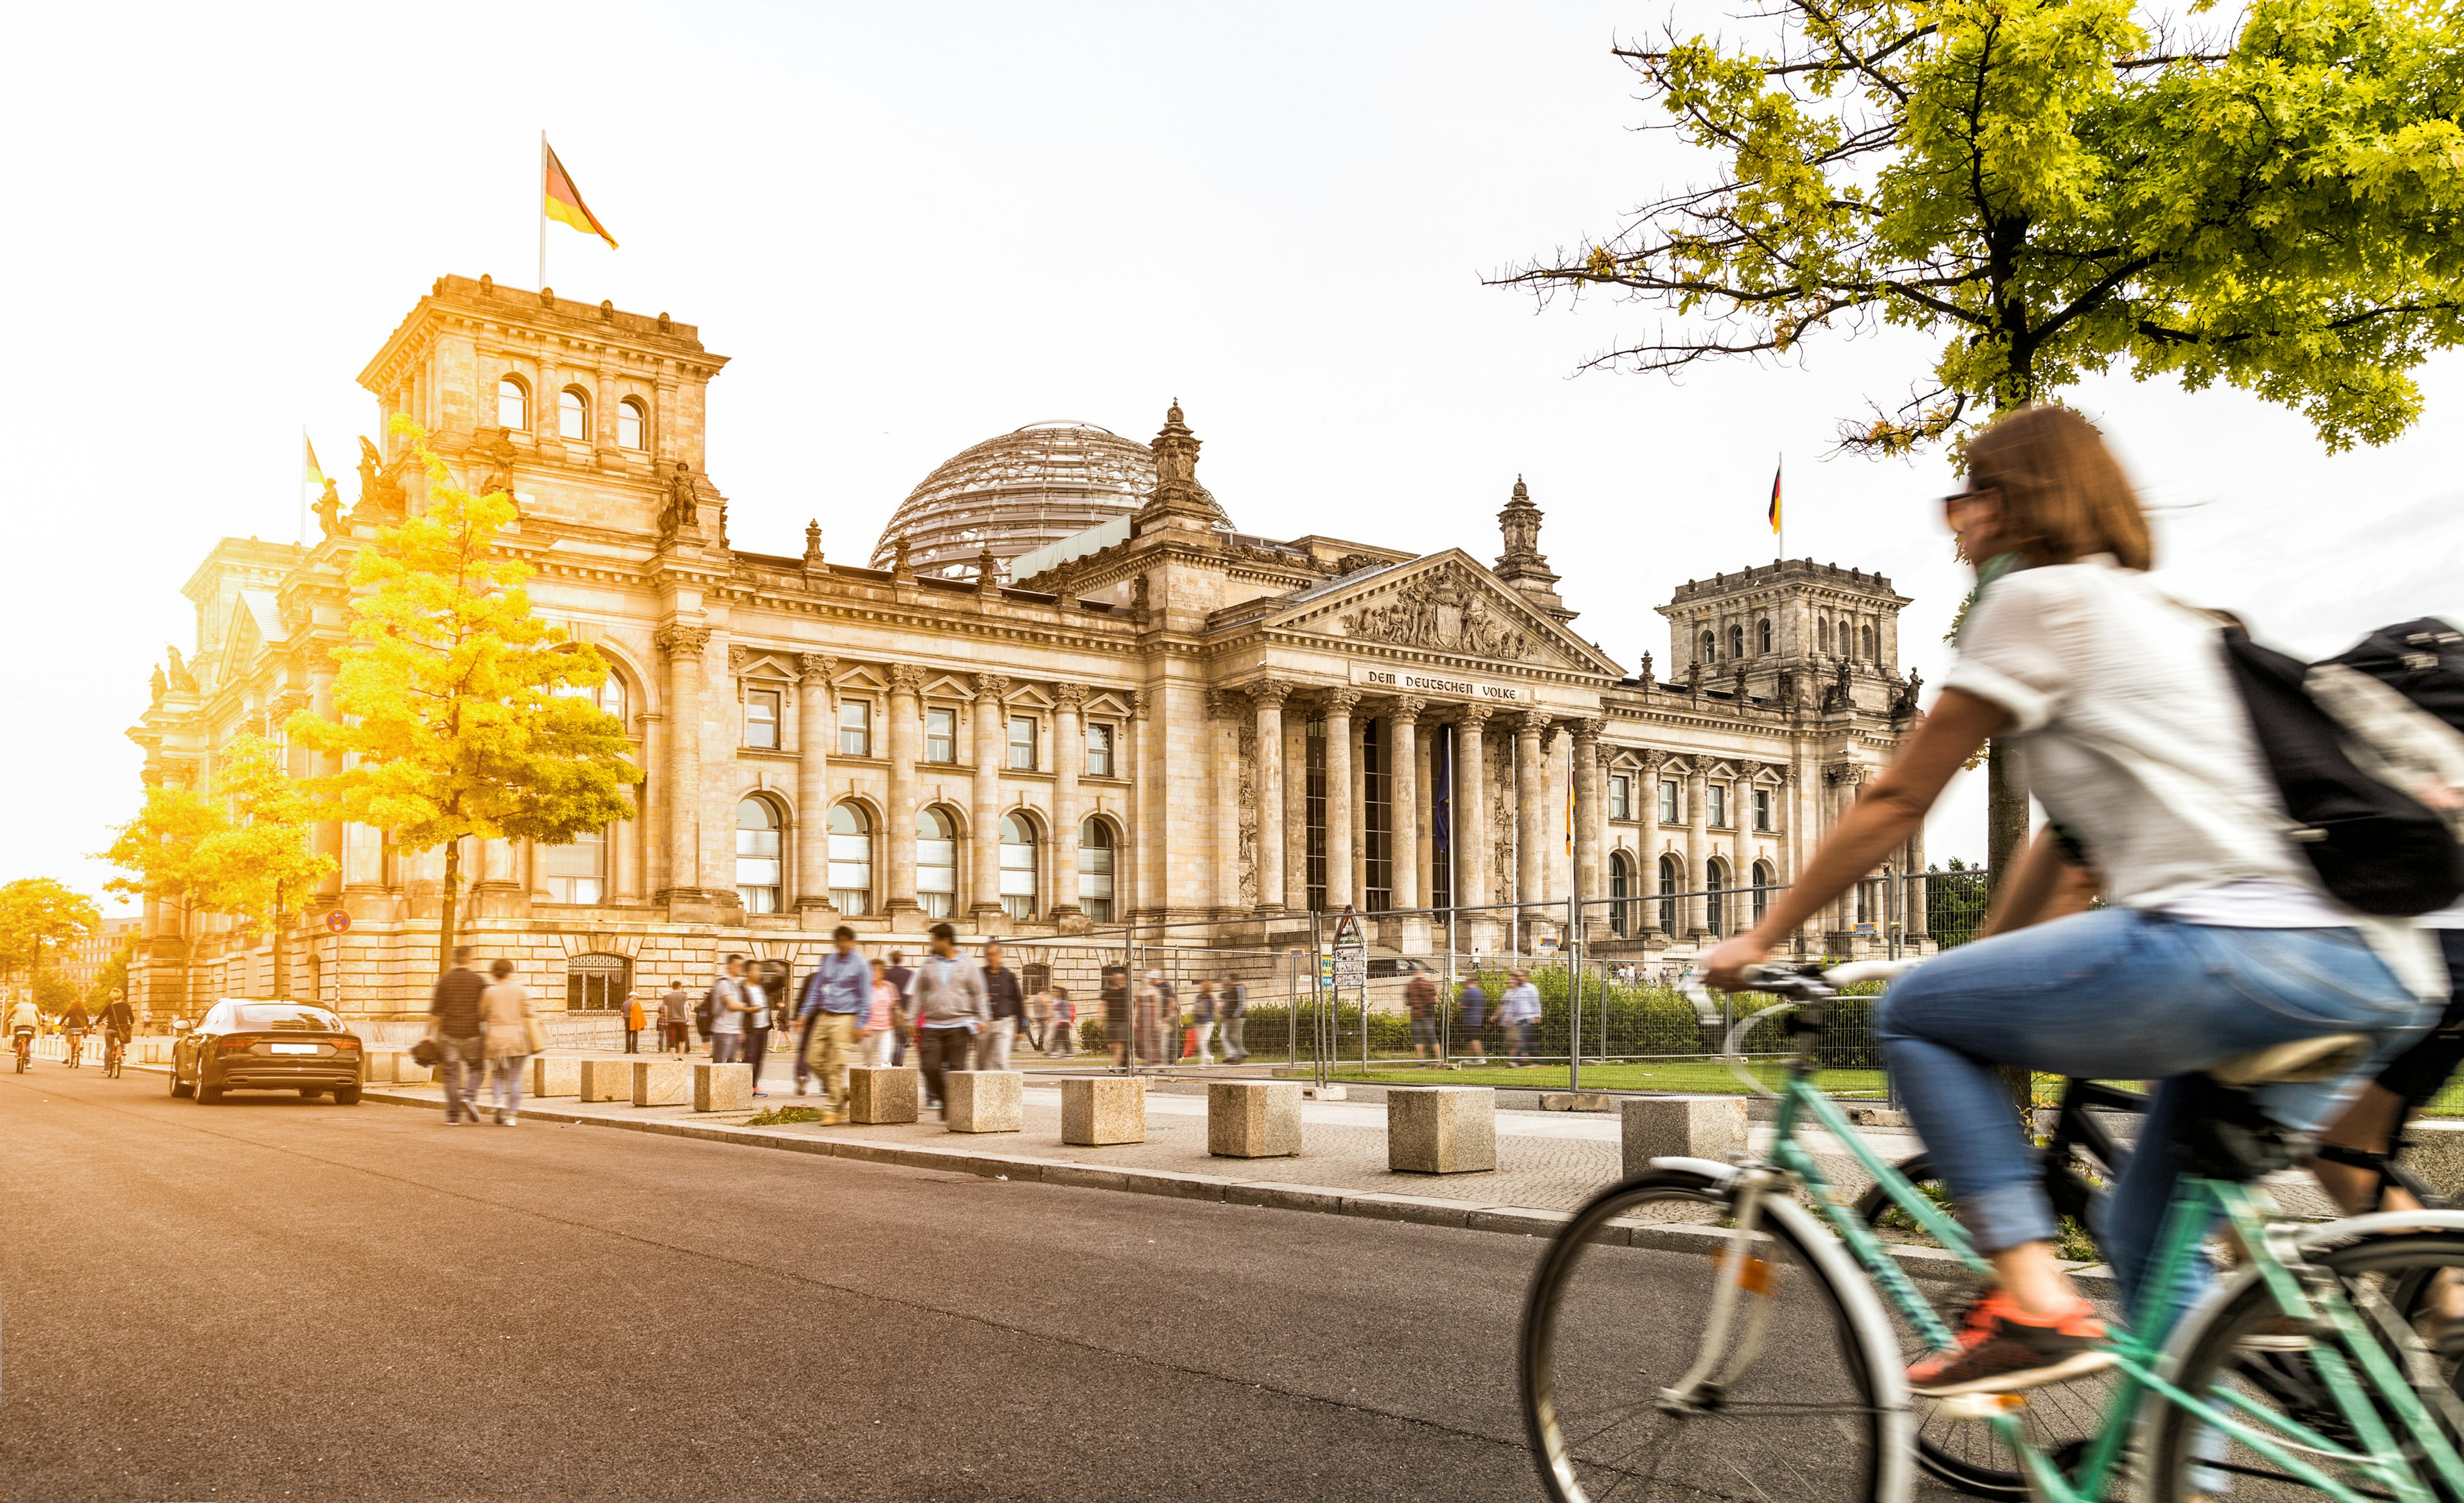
top-left (170, 1000), bottom-right (365, 1105)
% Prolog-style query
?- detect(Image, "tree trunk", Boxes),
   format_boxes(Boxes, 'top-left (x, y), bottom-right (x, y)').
top-left (271, 894), bottom-right (291, 1002)
top-left (1987, 731), bottom-right (2034, 1115)
top-left (437, 839), bottom-right (462, 976)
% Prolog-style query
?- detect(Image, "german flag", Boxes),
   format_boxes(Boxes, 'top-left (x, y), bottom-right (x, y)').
top-left (543, 140), bottom-right (618, 250)
top-left (1767, 458), bottom-right (1783, 534)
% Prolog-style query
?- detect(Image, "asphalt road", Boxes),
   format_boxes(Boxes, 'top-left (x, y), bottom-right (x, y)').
top-left (3, 1062), bottom-right (1592, 1502)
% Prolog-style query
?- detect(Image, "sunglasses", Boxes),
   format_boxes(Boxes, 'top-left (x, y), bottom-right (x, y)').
top-left (1938, 485), bottom-right (1999, 511)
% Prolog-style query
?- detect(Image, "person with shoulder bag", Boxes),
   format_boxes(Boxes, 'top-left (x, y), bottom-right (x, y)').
top-left (480, 958), bottom-right (538, 1127)
top-left (705, 957), bottom-right (748, 1064)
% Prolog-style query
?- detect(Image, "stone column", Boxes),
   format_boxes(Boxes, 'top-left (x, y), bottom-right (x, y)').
top-left (1050, 683), bottom-right (1086, 921)
top-left (969, 674), bottom-right (1009, 928)
top-left (1249, 681), bottom-right (1288, 914)
top-left (1389, 699), bottom-right (1423, 911)
top-left (1515, 711), bottom-right (1547, 912)
top-left (1321, 689), bottom-right (1358, 910)
top-left (1682, 757), bottom-right (1710, 940)
top-left (795, 654), bottom-right (836, 917)
top-left (1457, 706), bottom-right (1491, 910)
top-left (1130, 690), bottom-right (1158, 919)
top-left (307, 658), bottom-right (343, 900)
top-left (654, 624), bottom-right (712, 908)
top-left (1282, 710), bottom-right (1308, 910)
top-left (883, 664), bottom-right (924, 919)
top-left (1571, 718), bottom-right (1602, 936)
top-left (1904, 820), bottom-right (1929, 939)
top-left (638, 711), bottom-right (667, 899)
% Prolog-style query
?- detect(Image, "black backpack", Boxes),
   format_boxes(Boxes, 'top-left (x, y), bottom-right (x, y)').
top-left (2223, 617), bottom-right (2464, 916)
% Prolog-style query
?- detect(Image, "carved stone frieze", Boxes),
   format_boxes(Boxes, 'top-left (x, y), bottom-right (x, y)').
top-left (1337, 563), bottom-right (1536, 662)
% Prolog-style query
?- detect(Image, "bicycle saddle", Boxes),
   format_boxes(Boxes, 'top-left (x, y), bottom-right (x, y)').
top-left (2206, 1032), bottom-right (2373, 1087)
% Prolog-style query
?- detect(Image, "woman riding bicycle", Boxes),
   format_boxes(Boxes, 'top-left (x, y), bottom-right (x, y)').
top-left (1704, 405), bottom-right (2444, 1397)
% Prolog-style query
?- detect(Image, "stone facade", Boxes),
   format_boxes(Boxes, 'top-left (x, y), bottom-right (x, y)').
top-left (124, 276), bottom-right (1926, 1017)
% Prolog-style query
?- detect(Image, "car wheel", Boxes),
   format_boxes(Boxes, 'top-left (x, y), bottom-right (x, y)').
top-left (169, 1058), bottom-right (193, 1098)
top-left (196, 1080), bottom-right (223, 1104)
top-left (334, 1085), bottom-right (362, 1105)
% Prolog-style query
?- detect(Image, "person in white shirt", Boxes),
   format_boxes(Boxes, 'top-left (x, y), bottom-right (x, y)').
top-left (1498, 971), bottom-right (1542, 1067)
top-left (1704, 405), bottom-right (2438, 1398)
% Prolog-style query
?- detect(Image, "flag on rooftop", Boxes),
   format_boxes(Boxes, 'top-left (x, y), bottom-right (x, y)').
top-left (1767, 459), bottom-right (1783, 535)
top-left (543, 139), bottom-right (618, 250)
top-left (303, 432), bottom-right (325, 489)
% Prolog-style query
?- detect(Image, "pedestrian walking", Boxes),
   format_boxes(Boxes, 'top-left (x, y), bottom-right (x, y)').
top-left (481, 958), bottom-right (538, 1126)
top-left (906, 923), bottom-right (987, 1116)
top-left (884, 950), bottom-right (914, 1067)
top-left (741, 963), bottom-right (775, 1097)
top-left (660, 981), bottom-right (692, 1057)
top-left (1499, 969), bottom-right (1541, 1067)
top-left (1134, 970), bottom-right (1169, 1067)
top-left (1218, 981), bottom-right (1247, 1064)
top-left (796, 926), bottom-right (869, 1119)
top-left (1100, 965), bottom-right (1132, 1069)
top-left (1405, 969), bottom-right (1439, 1060)
top-left (862, 960), bottom-right (902, 1067)
top-left (623, 990), bottom-right (646, 1054)
top-left (1456, 976), bottom-right (1488, 1059)
top-left (977, 942), bottom-right (1022, 1071)
top-left (429, 945), bottom-right (488, 1125)
top-left (1188, 982), bottom-right (1218, 1066)
top-left (1044, 985), bottom-right (1076, 1057)
top-left (1026, 987), bottom-right (1052, 1057)
top-left (706, 956), bottom-right (748, 1064)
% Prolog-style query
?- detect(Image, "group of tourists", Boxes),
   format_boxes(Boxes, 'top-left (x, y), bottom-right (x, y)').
top-left (1091, 967), bottom-right (1253, 1069)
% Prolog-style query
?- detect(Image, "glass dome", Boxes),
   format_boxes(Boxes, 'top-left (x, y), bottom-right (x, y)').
top-left (870, 420), bottom-right (1228, 581)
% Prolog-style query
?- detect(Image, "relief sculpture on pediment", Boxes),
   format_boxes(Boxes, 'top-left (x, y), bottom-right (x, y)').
top-left (1337, 565), bottom-right (1536, 662)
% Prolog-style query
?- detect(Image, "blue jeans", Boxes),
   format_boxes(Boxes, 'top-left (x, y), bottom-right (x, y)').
top-left (1878, 908), bottom-right (2428, 1314)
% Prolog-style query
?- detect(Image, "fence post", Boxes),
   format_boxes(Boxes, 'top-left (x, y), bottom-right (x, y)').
top-left (1566, 893), bottom-right (1582, 1091)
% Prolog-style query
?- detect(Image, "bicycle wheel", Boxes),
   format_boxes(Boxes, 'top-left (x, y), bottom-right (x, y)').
top-left (1522, 1165), bottom-right (1906, 1503)
top-left (2146, 1226), bottom-right (2464, 1503)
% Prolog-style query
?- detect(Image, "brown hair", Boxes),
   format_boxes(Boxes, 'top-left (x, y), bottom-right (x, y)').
top-left (1965, 406), bottom-right (2153, 571)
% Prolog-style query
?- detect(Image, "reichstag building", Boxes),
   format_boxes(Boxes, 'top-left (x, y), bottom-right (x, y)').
top-left (129, 276), bottom-right (1928, 1013)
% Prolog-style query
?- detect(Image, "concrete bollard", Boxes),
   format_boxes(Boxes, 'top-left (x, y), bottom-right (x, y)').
top-left (693, 1062), bottom-right (753, 1113)
top-left (578, 1058), bottom-right (632, 1103)
top-left (848, 1067), bottom-right (920, 1125)
top-left (1620, 1094), bottom-right (1749, 1176)
top-left (1387, 1086), bottom-right (1498, 1174)
top-left (943, 1070), bottom-right (1024, 1133)
top-left (631, 1058), bottom-right (689, 1107)
top-left (1060, 1076), bottom-right (1146, 1145)
top-left (529, 1057), bottom-right (581, 1098)
top-left (374, 1050), bottom-right (429, 1084)
top-left (1208, 1080), bottom-right (1302, 1159)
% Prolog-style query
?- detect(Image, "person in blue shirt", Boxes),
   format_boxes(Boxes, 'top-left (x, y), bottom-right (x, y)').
top-left (796, 926), bottom-right (872, 1121)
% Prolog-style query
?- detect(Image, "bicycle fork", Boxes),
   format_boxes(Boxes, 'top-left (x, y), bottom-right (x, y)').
top-left (1661, 1168), bottom-right (1784, 1412)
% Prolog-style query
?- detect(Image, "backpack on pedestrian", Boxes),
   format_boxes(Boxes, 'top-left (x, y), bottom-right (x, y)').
top-left (693, 993), bottom-right (715, 1041)
top-left (2222, 616), bottom-right (2464, 916)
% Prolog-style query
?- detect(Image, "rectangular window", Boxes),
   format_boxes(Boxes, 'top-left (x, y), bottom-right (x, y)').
top-left (1754, 786), bottom-right (1773, 832)
top-left (1362, 717), bottom-right (1390, 912)
top-left (925, 707), bottom-right (956, 763)
top-left (1008, 715), bottom-right (1037, 770)
top-left (1078, 834), bottom-right (1114, 923)
top-left (1709, 783), bottom-right (1729, 828)
top-left (540, 828), bottom-right (606, 904)
top-left (1304, 718), bottom-right (1327, 912)
top-left (1608, 775), bottom-right (1630, 821)
top-left (1659, 779), bottom-right (1679, 824)
top-left (744, 689), bottom-right (780, 749)
top-left (837, 701), bottom-right (871, 757)
top-left (1085, 722), bottom-right (1115, 777)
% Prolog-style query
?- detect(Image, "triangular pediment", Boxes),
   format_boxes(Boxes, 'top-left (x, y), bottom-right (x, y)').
top-left (1261, 552), bottom-right (1621, 677)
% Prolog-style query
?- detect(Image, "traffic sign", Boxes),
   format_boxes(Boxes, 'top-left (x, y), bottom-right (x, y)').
top-left (1331, 905), bottom-right (1367, 992)
top-left (325, 910), bottom-right (352, 933)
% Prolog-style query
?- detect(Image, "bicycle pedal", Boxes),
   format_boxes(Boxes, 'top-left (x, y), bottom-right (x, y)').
top-left (1933, 1391), bottom-right (2028, 1422)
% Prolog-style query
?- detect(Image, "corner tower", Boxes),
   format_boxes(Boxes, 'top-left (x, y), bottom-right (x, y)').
top-left (1659, 560), bottom-right (1912, 713)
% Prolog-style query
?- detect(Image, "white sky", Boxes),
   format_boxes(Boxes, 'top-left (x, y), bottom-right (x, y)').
top-left (4, 3), bottom-right (2457, 914)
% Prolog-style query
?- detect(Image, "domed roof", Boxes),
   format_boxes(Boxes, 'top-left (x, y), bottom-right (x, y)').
top-left (870, 420), bottom-right (1228, 579)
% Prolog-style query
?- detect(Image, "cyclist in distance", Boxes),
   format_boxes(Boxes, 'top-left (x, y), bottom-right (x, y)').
top-left (7, 994), bottom-right (39, 1065)
top-left (1704, 405), bottom-right (2444, 1397)
top-left (60, 998), bottom-right (92, 1067)
top-left (96, 991), bottom-right (133, 1069)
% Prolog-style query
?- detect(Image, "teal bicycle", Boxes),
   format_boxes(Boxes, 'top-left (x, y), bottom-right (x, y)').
top-left (1519, 960), bottom-right (2464, 1503)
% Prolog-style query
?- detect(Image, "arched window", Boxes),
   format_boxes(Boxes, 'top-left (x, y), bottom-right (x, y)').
top-left (497, 375), bottom-right (529, 430)
top-left (617, 397), bottom-right (647, 451)
top-left (1758, 618), bottom-right (1772, 654)
top-left (735, 797), bottom-right (783, 913)
top-left (916, 807), bottom-right (957, 919)
top-left (1752, 860), bottom-right (1775, 924)
top-left (1727, 624), bottom-right (1745, 661)
top-left (1705, 860), bottom-right (1727, 937)
top-left (1840, 617), bottom-right (1854, 657)
top-left (556, 670), bottom-right (626, 724)
top-left (559, 386), bottom-right (589, 440)
top-left (998, 813), bottom-right (1038, 921)
top-left (1700, 631), bottom-right (1717, 665)
top-left (1862, 622), bottom-right (1878, 661)
top-left (1609, 851), bottom-right (1634, 937)
top-left (826, 802), bottom-right (872, 915)
top-left (567, 953), bottom-right (629, 1012)
top-left (1657, 854), bottom-right (1680, 935)
top-left (1079, 817), bottom-right (1116, 922)
top-left (540, 826), bottom-right (606, 903)
top-left (1817, 618), bottom-right (1830, 653)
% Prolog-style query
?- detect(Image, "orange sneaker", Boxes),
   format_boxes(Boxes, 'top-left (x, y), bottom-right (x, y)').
top-left (1907, 1289), bottom-right (2114, 1397)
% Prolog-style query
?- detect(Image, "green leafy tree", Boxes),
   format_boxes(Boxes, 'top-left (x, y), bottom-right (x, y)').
top-left (1501, 0), bottom-right (2464, 874)
top-left (291, 419), bottom-right (638, 971)
top-left (103, 778), bottom-right (239, 1014)
top-left (200, 733), bottom-right (336, 1001)
top-left (89, 945), bottom-right (129, 1010)
top-left (0, 877), bottom-right (103, 1001)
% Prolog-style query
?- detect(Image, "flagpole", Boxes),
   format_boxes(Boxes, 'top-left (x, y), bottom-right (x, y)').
top-left (537, 130), bottom-right (547, 291)
top-left (1776, 450), bottom-right (1785, 565)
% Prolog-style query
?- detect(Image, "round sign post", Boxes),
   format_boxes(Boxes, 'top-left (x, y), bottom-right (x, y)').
top-left (325, 910), bottom-right (352, 934)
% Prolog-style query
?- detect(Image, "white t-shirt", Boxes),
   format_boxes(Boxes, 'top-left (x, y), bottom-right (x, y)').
top-left (1946, 556), bottom-right (2444, 997)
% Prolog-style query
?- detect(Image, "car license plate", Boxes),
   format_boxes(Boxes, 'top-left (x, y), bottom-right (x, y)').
top-left (271, 1043), bottom-right (318, 1055)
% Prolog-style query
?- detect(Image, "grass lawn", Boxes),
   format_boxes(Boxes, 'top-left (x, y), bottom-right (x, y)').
top-left (1322, 1060), bottom-right (1890, 1097)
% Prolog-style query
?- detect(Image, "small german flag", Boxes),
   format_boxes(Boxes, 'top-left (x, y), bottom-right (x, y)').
top-left (1767, 458), bottom-right (1783, 534)
top-left (543, 139), bottom-right (618, 250)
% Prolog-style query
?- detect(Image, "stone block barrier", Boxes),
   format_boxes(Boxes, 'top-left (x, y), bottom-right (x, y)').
top-left (945, 1071), bottom-right (1023, 1134)
top-left (370, 1050), bottom-right (429, 1084)
top-left (694, 1062), bottom-right (753, 1113)
top-left (850, 1067), bottom-right (919, 1124)
top-left (631, 1058), bottom-right (689, 1107)
top-left (578, 1058), bottom-right (632, 1103)
top-left (1060, 1076), bottom-right (1145, 1145)
top-left (1208, 1080), bottom-right (1301, 1159)
top-left (1387, 1086), bottom-right (1498, 1174)
top-left (1620, 1094), bottom-right (1747, 1176)
top-left (529, 1057), bottom-right (581, 1098)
